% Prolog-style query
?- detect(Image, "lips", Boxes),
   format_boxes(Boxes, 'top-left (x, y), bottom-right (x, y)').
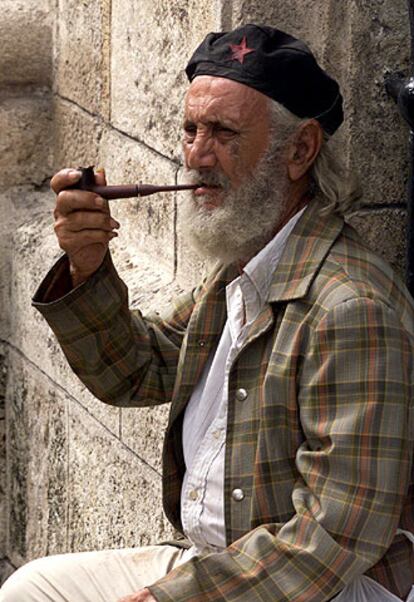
top-left (194, 184), bottom-right (221, 196)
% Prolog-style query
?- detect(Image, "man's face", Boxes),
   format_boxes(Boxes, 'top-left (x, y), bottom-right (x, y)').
top-left (183, 75), bottom-right (271, 206)
top-left (181, 75), bottom-right (293, 265)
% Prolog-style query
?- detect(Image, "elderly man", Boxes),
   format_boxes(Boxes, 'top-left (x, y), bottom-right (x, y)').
top-left (2, 23), bottom-right (414, 602)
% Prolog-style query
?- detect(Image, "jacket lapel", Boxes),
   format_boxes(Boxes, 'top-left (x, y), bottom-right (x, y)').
top-left (167, 264), bottom-right (237, 427)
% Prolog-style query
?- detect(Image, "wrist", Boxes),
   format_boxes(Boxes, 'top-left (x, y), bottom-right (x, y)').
top-left (69, 264), bottom-right (93, 287)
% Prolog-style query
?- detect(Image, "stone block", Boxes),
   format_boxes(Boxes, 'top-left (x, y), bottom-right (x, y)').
top-left (68, 403), bottom-right (173, 551)
top-left (0, 187), bottom-right (55, 342)
top-left (98, 127), bottom-right (178, 274)
top-left (348, 207), bottom-right (407, 279)
top-left (231, 0), bottom-right (332, 59)
top-left (5, 353), bottom-right (69, 564)
top-left (9, 199), bottom-right (121, 436)
top-left (0, 95), bottom-right (53, 187)
top-left (53, 97), bottom-right (102, 171)
top-left (0, 345), bottom-right (8, 558)
top-left (343, 0), bottom-right (410, 207)
top-left (55, 0), bottom-right (111, 117)
top-left (0, 559), bottom-right (16, 587)
top-left (110, 0), bottom-right (222, 160)
top-left (0, 1), bottom-right (52, 87)
top-left (120, 405), bottom-right (168, 474)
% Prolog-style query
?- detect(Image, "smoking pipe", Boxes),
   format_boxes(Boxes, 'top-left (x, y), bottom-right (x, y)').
top-left (66, 166), bottom-right (198, 199)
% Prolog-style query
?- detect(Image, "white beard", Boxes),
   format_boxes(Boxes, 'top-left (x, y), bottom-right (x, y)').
top-left (181, 146), bottom-right (291, 265)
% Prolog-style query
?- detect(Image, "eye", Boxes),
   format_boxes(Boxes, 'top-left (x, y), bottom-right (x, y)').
top-left (213, 124), bottom-right (238, 141)
top-left (183, 123), bottom-right (197, 143)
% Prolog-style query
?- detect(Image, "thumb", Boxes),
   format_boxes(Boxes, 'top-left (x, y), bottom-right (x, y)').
top-left (95, 167), bottom-right (107, 186)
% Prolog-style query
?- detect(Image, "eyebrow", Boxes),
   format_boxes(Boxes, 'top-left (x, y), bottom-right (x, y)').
top-left (182, 118), bottom-right (239, 131)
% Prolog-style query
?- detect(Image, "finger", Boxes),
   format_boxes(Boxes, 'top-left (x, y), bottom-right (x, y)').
top-left (55, 190), bottom-right (110, 217)
top-left (58, 229), bottom-right (118, 252)
top-left (55, 211), bottom-right (120, 233)
top-left (95, 167), bottom-right (107, 186)
top-left (50, 168), bottom-right (82, 194)
top-left (93, 169), bottom-right (109, 211)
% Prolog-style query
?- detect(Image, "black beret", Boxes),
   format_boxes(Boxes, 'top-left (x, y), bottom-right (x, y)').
top-left (185, 24), bottom-right (343, 135)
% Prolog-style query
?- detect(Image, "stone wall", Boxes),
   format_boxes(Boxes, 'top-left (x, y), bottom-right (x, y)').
top-left (0, 0), bottom-right (411, 581)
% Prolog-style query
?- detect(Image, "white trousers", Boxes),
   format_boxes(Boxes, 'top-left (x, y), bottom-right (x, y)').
top-left (0, 544), bottom-right (185, 602)
top-left (1, 538), bottom-right (414, 601)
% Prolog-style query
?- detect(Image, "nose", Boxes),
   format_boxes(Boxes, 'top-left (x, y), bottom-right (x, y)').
top-left (185, 131), bottom-right (217, 170)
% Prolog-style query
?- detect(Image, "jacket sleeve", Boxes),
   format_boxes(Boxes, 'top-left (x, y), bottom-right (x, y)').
top-left (149, 296), bottom-right (414, 601)
top-left (32, 252), bottom-right (199, 407)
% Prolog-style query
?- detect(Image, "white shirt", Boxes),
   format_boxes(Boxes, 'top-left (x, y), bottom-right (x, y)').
top-left (180, 209), bottom-right (305, 558)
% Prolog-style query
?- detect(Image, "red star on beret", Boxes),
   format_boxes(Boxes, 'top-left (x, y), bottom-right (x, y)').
top-left (228, 36), bottom-right (255, 64)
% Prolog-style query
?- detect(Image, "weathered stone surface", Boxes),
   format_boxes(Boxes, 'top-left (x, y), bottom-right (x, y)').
top-left (231, 0), bottom-right (332, 59)
top-left (0, 1), bottom-right (52, 87)
top-left (5, 353), bottom-right (69, 565)
top-left (53, 97), bottom-right (102, 171)
top-left (55, 0), bottom-right (111, 117)
top-left (348, 207), bottom-right (407, 278)
top-left (110, 0), bottom-right (222, 160)
top-left (68, 403), bottom-right (173, 551)
top-left (0, 559), bottom-right (16, 587)
top-left (98, 127), bottom-right (178, 274)
top-left (121, 405), bottom-right (168, 474)
top-left (9, 199), bottom-right (121, 436)
top-left (344, 0), bottom-right (410, 207)
top-left (0, 187), bottom-right (54, 342)
top-left (0, 95), bottom-right (53, 187)
top-left (0, 345), bottom-right (8, 558)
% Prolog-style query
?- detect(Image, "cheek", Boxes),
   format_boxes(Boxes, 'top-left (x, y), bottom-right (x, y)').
top-left (182, 143), bottom-right (191, 167)
top-left (216, 143), bottom-right (241, 180)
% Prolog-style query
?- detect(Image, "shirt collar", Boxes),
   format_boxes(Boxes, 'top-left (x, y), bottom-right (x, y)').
top-left (225, 207), bottom-right (306, 333)
top-left (242, 207), bottom-right (306, 303)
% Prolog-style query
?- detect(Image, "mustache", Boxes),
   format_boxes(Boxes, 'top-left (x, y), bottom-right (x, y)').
top-left (182, 167), bottom-right (232, 191)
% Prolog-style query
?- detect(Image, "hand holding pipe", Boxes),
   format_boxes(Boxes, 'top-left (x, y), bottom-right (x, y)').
top-left (66, 166), bottom-right (198, 199)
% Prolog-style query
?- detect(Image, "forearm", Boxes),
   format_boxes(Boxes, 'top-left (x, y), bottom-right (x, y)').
top-left (32, 252), bottom-right (181, 407)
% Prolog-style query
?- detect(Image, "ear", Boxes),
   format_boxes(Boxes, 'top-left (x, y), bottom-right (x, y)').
top-left (286, 120), bottom-right (324, 182)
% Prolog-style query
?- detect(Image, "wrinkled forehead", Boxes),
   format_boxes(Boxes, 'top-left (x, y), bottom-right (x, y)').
top-left (184, 75), bottom-right (271, 126)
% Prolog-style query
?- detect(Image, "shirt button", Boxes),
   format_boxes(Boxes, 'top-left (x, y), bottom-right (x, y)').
top-left (189, 489), bottom-right (198, 501)
top-left (212, 430), bottom-right (221, 439)
top-left (235, 388), bottom-right (248, 401)
top-left (232, 488), bottom-right (245, 502)
top-left (198, 340), bottom-right (206, 348)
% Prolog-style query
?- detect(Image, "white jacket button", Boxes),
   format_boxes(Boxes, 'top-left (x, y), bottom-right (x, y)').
top-left (235, 388), bottom-right (248, 401)
top-left (232, 488), bottom-right (245, 502)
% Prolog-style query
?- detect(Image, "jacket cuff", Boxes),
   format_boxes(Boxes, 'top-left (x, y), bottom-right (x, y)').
top-left (31, 252), bottom-right (128, 336)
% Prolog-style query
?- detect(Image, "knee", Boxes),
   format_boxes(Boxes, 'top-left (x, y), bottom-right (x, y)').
top-left (0, 556), bottom-right (55, 601)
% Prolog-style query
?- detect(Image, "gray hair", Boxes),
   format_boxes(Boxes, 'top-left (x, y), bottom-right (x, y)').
top-left (269, 100), bottom-right (362, 216)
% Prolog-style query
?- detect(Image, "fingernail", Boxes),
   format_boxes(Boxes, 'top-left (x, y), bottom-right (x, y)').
top-left (110, 219), bottom-right (120, 228)
top-left (96, 167), bottom-right (105, 173)
top-left (109, 231), bottom-right (118, 238)
top-left (68, 169), bottom-right (81, 179)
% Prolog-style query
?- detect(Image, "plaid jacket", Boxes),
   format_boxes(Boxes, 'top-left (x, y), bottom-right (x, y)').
top-left (33, 201), bottom-right (414, 601)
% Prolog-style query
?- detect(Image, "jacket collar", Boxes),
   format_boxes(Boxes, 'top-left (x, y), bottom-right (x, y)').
top-left (267, 198), bottom-right (344, 302)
